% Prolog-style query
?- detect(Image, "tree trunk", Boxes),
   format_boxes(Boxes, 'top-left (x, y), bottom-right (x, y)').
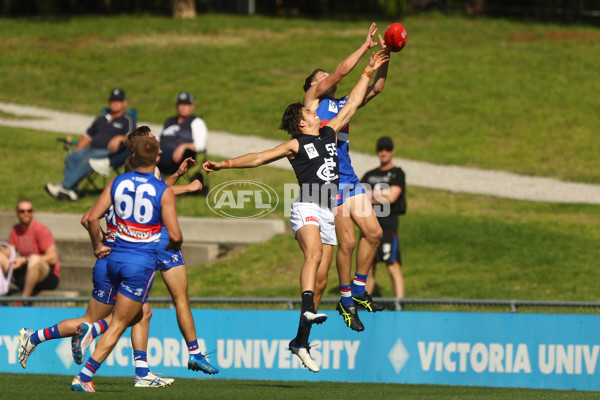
top-left (36, 0), bottom-right (57, 14)
top-left (172, 0), bottom-right (197, 19)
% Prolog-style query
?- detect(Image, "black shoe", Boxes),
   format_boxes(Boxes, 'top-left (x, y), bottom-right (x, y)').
top-left (352, 291), bottom-right (385, 312)
top-left (336, 301), bottom-right (364, 332)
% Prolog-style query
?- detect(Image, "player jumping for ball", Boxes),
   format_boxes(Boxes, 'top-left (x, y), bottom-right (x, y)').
top-left (303, 22), bottom-right (393, 332)
top-left (203, 50), bottom-right (389, 372)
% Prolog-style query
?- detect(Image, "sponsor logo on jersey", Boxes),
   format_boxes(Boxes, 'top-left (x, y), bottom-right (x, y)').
top-left (327, 100), bottom-right (338, 113)
top-left (304, 143), bottom-right (319, 159)
top-left (112, 122), bottom-right (123, 129)
top-left (106, 225), bottom-right (117, 242)
top-left (317, 157), bottom-right (338, 182)
top-left (305, 216), bottom-right (319, 223)
top-left (116, 218), bottom-right (161, 242)
top-left (162, 125), bottom-right (181, 137)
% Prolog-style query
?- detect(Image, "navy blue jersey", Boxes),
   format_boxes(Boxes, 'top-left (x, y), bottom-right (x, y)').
top-left (86, 113), bottom-right (136, 149)
top-left (289, 126), bottom-right (339, 208)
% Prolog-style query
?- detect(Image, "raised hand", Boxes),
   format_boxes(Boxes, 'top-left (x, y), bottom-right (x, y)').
top-left (176, 157), bottom-right (197, 176)
top-left (364, 22), bottom-right (379, 49)
top-left (369, 50), bottom-right (390, 70)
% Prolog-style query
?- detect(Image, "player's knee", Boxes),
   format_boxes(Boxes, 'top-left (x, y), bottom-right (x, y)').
top-left (306, 250), bottom-right (322, 266)
top-left (364, 225), bottom-right (383, 245)
top-left (338, 234), bottom-right (356, 252)
top-left (172, 291), bottom-right (190, 308)
top-left (142, 306), bottom-right (153, 322)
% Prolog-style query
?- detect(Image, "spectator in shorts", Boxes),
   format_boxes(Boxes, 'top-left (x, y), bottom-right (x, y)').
top-left (8, 198), bottom-right (60, 301)
top-left (361, 137), bottom-right (406, 300)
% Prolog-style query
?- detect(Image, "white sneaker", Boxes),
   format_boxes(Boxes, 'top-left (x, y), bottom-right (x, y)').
top-left (89, 158), bottom-right (112, 177)
top-left (133, 372), bottom-right (174, 387)
top-left (44, 183), bottom-right (79, 201)
top-left (302, 310), bottom-right (327, 326)
top-left (44, 183), bottom-right (62, 199)
top-left (17, 328), bottom-right (37, 368)
top-left (289, 340), bottom-right (319, 372)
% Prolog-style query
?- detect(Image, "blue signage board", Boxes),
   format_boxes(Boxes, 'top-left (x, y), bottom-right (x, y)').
top-left (1, 307), bottom-right (599, 391)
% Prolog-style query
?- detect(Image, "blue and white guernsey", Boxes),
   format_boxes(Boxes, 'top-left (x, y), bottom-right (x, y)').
top-left (108, 170), bottom-right (168, 266)
top-left (316, 94), bottom-right (355, 183)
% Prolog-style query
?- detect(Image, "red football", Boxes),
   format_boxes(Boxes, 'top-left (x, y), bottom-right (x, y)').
top-left (384, 23), bottom-right (407, 52)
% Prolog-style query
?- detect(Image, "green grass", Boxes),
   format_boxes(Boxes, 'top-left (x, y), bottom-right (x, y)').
top-left (149, 186), bottom-right (600, 302)
top-left (0, 14), bottom-right (599, 182)
top-left (0, 373), bottom-right (597, 399)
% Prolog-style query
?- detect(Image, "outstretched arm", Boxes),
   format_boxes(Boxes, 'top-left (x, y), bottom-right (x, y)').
top-left (326, 50), bottom-right (389, 134)
top-left (203, 139), bottom-right (299, 173)
top-left (303, 22), bottom-right (379, 109)
top-left (361, 34), bottom-right (391, 106)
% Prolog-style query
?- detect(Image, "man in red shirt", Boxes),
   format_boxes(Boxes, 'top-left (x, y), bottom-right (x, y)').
top-left (9, 198), bottom-right (60, 299)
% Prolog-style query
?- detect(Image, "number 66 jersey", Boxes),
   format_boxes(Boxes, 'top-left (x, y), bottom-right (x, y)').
top-left (108, 170), bottom-right (169, 266)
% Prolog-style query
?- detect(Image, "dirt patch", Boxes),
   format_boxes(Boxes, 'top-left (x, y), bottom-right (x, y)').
top-left (510, 30), bottom-right (600, 42)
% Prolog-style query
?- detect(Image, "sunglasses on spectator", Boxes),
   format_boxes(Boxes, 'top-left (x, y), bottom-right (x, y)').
top-left (18, 209), bottom-right (33, 213)
top-left (377, 147), bottom-right (393, 152)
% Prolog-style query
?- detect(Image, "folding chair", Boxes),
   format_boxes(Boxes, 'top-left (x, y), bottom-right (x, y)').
top-left (57, 136), bottom-right (106, 192)
top-left (183, 149), bottom-right (210, 196)
top-left (58, 108), bottom-right (137, 193)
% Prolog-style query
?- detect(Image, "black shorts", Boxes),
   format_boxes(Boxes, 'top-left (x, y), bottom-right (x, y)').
top-left (374, 228), bottom-right (402, 265)
top-left (12, 261), bottom-right (60, 294)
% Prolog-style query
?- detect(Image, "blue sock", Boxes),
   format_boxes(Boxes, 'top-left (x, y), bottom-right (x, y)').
top-left (80, 357), bottom-right (101, 382)
top-left (351, 273), bottom-right (368, 297)
top-left (91, 319), bottom-right (108, 338)
top-left (31, 324), bottom-right (61, 345)
top-left (134, 350), bottom-right (150, 377)
top-left (340, 284), bottom-right (354, 306)
top-left (187, 340), bottom-right (201, 356)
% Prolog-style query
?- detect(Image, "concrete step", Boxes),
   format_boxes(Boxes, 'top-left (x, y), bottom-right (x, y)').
top-left (55, 239), bottom-right (97, 264)
top-left (58, 261), bottom-right (93, 292)
top-left (55, 242), bottom-right (221, 291)
top-left (1, 211), bottom-right (286, 244)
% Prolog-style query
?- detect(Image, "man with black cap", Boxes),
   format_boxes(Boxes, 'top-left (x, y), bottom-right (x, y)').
top-left (45, 88), bottom-right (136, 201)
top-left (361, 136), bottom-right (406, 300)
top-left (156, 91), bottom-right (207, 175)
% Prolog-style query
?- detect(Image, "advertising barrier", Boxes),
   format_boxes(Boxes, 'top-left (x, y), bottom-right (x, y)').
top-left (1, 307), bottom-right (599, 391)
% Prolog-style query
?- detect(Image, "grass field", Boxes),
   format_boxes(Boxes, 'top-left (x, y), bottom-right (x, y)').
top-left (0, 373), bottom-right (597, 399)
top-left (0, 14), bottom-right (599, 182)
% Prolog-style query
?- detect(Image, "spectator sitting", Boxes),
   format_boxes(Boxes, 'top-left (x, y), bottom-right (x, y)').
top-left (8, 198), bottom-right (60, 301)
top-left (45, 88), bottom-right (136, 201)
top-left (0, 241), bottom-right (16, 296)
top-left (157, 91), bottom-right (207, 174)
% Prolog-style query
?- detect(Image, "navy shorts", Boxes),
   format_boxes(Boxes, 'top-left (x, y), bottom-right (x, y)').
top-left (374, 228), bottom-right (402, 265)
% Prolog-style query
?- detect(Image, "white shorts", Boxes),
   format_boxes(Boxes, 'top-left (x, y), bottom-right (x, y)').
top-left (289, 202), bottom-right (337, 246)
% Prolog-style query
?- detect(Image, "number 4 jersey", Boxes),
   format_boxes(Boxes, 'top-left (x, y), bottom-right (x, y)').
top-left (108, 170), bottom-right (169, 265)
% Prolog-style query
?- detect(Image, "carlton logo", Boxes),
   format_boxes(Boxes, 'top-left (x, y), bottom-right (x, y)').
top-left (206, 180), bottom-right (279, 219)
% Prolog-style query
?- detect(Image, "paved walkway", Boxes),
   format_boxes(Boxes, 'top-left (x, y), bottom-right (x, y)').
top-left (1, 101), bottom-right (599, 204)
